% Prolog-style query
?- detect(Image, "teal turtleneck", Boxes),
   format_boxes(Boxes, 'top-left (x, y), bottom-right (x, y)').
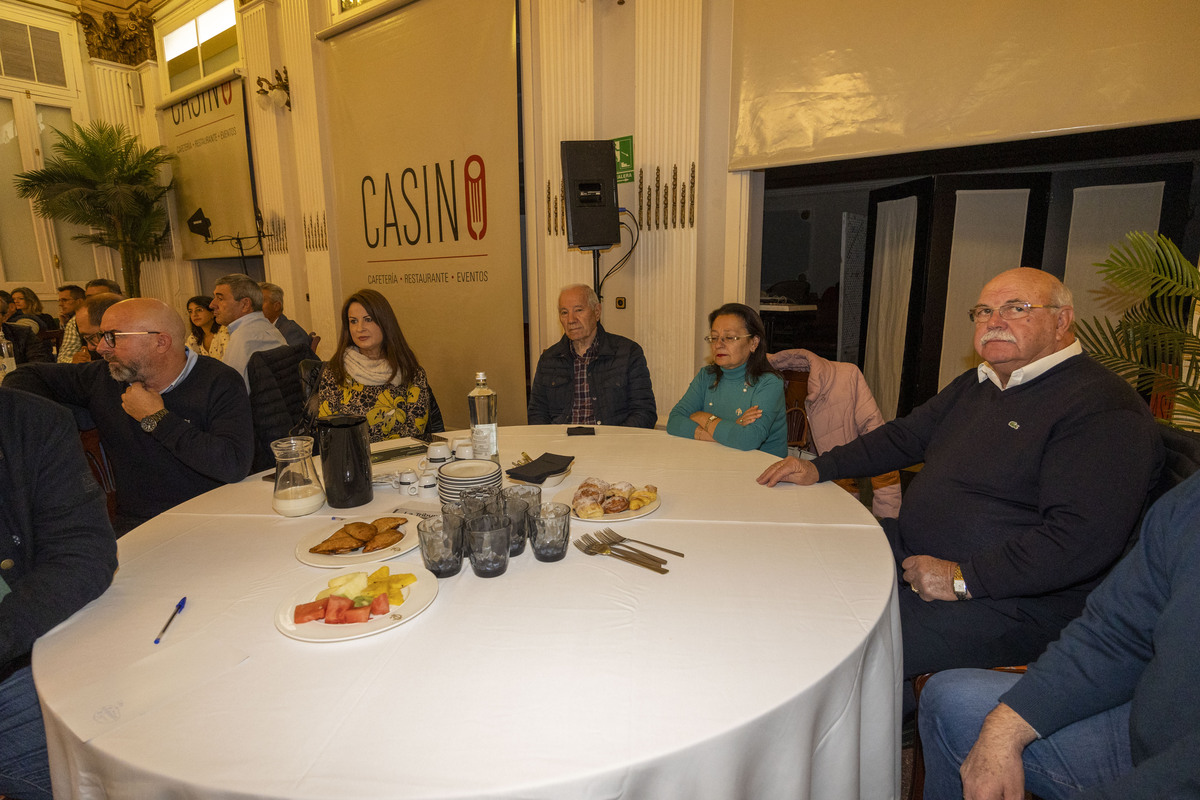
top-left (667, 361), bottom-right (786, 456)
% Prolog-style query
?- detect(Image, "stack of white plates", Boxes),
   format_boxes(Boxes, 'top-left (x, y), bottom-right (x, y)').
top-left (437, 459), bottom-right (503, 503)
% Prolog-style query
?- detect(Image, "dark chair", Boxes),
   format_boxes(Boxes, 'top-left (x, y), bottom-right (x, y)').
top-left (37, 327), bottom-right (65, 357)
top-left (780, 369), bottom-right (810, 451)
top-left (247, 343), bottom-right (315, 472)
top-left (79, 428), bottom-right (118, 524)
top-left (906, 422), bottom-right (1200, 800)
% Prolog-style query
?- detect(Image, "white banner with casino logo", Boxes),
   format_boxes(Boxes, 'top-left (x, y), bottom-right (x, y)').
top-left (324, 0), bottom-right (526, 429)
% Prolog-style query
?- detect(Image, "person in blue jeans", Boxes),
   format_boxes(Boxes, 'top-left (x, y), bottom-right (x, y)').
top-left (0, 388), bottom-right (118, 799)
top-left (919, 468), bottom-right (1200, 799)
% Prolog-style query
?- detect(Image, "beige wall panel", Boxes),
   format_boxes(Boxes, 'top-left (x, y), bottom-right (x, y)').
top-left (730, 0), bottom-right (1200, 170)
top-left (324, 0), bottom-right (525, 429)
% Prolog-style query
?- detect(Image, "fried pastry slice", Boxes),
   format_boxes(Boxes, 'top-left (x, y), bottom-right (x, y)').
top-left (362, 529), bottom-right (405, 553)
top-left (309, 532), bottom-right (362, 554)
top-left (342, 521), bottom-right (378, 542)
top-left (371, 516), bottom-right (408, 533)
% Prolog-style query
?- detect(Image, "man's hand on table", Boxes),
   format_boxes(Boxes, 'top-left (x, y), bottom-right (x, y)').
top-left (960, 703), bottom-right (1038, 800)
top-left (902, 555), bottom-right (964, 601)
top-left (121, 381), bottom-right (165, 422)
top-left (756, 456), bottom-right (818, 487)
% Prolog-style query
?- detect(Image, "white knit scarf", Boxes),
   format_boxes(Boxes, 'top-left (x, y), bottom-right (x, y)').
top-left (343, 347), bottom-right (403, 387)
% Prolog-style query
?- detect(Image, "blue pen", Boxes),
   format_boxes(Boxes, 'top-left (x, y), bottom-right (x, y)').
top-left (154, 597), bottom-right (187, 644)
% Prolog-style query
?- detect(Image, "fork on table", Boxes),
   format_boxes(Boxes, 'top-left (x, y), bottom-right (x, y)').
top-left (573, 538), bottom-right (669, 574)
top-left (596, 527), bottom-right (685, 558)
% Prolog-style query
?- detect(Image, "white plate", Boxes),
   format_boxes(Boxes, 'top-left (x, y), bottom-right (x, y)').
top-left (274, 563), bottom-right (438, 643)
top-left (552, 486), bottom-right (662, 523)
top-left (294, 518), bottom-right (419, 568)
top-left (438, 460), bottom-right (502, 481)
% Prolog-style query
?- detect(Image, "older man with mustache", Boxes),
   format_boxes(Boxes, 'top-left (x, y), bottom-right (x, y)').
top-left (4, 298), bottom-right (253, 535)
top-left (757, 268), bottom-right (1163, 712)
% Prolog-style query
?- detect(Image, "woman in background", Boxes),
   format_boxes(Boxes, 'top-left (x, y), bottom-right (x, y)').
top-left (10, 287), bottom-right (57, 331)
top-left (317, 289), bottom-right (439, 442)
top-left (667, 302), bottom-right (786, 456)
top-left (184, 295), bottom-right (229, 359)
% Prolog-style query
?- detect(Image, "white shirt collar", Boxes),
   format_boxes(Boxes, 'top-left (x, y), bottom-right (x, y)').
top-left (227, 311), bottom-right (266, 333)
top-left (161, 347), bottom-right (199, 393)
top-left (977, 340), bottom-right (1082, 390)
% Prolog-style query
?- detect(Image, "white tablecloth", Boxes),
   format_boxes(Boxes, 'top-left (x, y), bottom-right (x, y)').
top-left (35, 426), bottom-right (901, 799)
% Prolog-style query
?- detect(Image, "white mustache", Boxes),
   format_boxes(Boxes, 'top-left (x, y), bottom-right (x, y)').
top-left (979, 329), bottom-right (1017, 345)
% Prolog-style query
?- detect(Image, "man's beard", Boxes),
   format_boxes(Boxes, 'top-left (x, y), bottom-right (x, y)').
top-left (107, 357), bottom-right (146, 383)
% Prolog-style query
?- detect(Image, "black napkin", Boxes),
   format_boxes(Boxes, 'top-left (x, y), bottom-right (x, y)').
top-left (505, 452), bottom-right (575, 484)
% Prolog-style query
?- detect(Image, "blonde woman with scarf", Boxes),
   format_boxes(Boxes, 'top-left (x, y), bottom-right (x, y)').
top-left (317, 289), bottom-right (435, 442)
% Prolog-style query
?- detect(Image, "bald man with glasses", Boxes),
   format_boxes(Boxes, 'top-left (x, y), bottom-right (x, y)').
top-left (757, 268), bottom-right (1163, 712)
top-left (4, 298), bottom-right (253, 535)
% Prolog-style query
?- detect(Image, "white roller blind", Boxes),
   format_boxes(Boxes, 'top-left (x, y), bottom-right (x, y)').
top-left (730, 0), bottom-right (1200, 171)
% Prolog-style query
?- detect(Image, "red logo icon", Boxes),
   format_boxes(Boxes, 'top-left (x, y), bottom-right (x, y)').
top-left (465, 155), bottom-right (486, 240)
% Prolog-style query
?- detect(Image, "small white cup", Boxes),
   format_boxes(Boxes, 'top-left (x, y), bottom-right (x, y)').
top-left (417, 470), bottom-right (438, 498)
top-left (454, 443), bottom-right (474, 460)
top-left (397, 468), bottom-right (419, 496)
top-left (420, 442), bottom-right (452, 470)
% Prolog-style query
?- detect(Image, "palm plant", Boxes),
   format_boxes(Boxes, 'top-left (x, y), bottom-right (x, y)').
top-left (13, 121), bottom-right (173, 298)
top-left (1075, 231), bottom-right (1200, 431)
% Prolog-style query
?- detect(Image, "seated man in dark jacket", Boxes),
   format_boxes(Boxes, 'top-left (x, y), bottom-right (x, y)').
top-left (0, 388), bottom-right (118, 800)
top-left (5, 298), bottom-right (254, 535)
top-left (527, 284), bottom-right (656, 428)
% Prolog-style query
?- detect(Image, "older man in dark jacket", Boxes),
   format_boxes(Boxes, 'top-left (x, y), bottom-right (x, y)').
top-left (0, 388), bottom-right (118, 800)
top-left (527, 284), bottom-right (656, 428)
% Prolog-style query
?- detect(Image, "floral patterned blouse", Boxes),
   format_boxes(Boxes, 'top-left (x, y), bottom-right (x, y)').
top-left (317, 364), bottom-right (433, 442)
top-left (186, 326), bottom-right (230, 360)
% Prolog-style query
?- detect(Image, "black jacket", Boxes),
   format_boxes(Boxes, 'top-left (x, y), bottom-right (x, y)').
top-left (0, 388), bottom-right (117, 675)
top-left (527, 324), bottom-right (656, 428)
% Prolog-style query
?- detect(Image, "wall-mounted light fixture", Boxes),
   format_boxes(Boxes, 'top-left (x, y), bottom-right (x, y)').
top-left (187, 207), bottom-right (275, 274)
top-left (256, 67), bottom-right (291, 110)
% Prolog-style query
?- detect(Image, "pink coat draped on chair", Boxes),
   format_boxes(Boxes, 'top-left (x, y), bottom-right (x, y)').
top-left (769, 348), bottom-right (902, 519)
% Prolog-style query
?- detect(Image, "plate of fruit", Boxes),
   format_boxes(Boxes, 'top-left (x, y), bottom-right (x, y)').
top-left (274, 563), bottom-right (438, 642)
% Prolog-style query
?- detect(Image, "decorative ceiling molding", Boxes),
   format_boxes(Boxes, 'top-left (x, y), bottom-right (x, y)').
top-left (74, 2), bottom-right (157, 66)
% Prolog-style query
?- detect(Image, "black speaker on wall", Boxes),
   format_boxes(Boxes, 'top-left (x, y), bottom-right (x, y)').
top-left (561, 140), bottom-right (620, 249)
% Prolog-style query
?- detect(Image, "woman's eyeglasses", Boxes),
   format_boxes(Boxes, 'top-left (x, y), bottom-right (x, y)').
top-left (703, 334), bottom-right (753, 345)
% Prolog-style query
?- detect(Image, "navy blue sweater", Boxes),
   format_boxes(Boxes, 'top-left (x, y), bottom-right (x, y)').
top-left (814, 354), bottom-right (1161, 603)
top-left (5, 357), bottom-right (253, 524)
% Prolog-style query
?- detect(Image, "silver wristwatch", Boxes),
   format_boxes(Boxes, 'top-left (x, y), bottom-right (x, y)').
top-left (140, 408), bottom-right (169, 433)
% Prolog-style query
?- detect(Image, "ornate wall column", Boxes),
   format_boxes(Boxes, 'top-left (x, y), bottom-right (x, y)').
top-left (520, 0), bottom-right (595, 368)
top-left (631, 0), bottom-right (701, 416)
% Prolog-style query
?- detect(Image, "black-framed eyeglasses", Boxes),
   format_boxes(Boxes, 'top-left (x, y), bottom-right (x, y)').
top-left (967, 303), bottom-right (1060, 323)
top-left (82, 332), bottom-right (104, 347)
top-left (703, 334), bottom-right (754, 345)
top-left (96, 330), bottom-right (160, 347)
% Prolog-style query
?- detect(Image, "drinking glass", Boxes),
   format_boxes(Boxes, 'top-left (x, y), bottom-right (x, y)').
top-left (527, 502), bottom-right (571, 562)
top-left (487, 496), bottom-right (528, 556)
top-left (466, 514), bottom-right (511, 578)
top-left (417, 516), bottom-right (462, 578)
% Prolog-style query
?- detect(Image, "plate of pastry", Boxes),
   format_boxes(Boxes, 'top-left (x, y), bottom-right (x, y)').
top-left (294, 515), bottom-right (419, 567)
top-left (554, 477), bottom-right (661, 523)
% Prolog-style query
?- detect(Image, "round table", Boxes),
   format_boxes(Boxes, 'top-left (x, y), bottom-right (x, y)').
top-left (35, 426), bottom-right (901, 799)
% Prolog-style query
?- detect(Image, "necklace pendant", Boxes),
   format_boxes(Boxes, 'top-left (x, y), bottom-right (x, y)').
top-left (736, 408), bottom-right (743, 416)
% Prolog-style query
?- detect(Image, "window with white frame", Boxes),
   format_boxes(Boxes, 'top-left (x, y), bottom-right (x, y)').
top-left (162, 0), bottom-right (237, 94)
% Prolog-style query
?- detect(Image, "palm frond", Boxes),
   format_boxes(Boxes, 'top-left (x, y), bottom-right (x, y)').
top-left (12, 121), bottom-right (174, 297)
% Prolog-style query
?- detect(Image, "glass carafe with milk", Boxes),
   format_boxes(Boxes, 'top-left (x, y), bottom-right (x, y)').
top-left (271, 436), bottom-right (326, 516)
top-left (468, 371), bottom-right (499, 463)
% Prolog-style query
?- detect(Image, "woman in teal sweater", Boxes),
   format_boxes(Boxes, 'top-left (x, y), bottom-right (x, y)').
top-left (667, 303), bottom-right (787, 456)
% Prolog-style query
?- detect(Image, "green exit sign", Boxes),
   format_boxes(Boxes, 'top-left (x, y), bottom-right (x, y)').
top-left (612, 135), bottom-right (633, 184)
